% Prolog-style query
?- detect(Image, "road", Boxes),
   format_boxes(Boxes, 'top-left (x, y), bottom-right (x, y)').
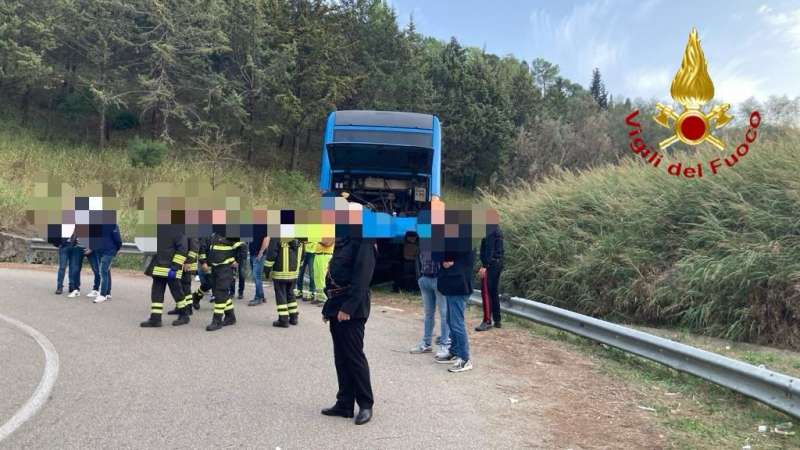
top-left (1, 267), bottom-right (552, 449)
top-left (1, 266), bottom-right (666, 449)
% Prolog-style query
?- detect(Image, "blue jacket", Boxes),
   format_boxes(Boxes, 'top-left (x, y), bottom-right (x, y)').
top-left (90, 224), bottom-right (122, 255)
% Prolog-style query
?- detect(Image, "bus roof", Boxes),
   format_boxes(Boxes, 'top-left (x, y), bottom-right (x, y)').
top-left (333, 110), bottom-right (434, 130)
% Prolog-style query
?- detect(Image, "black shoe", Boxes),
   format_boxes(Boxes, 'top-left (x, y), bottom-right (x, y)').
top-left (272, 319), bottom-right (289, 328)
top-left (172, 314), bottom-right (190, 326)
top-left (167, 307), bottom-right (180, 315)
top-left (248, 298), bottom-right (264, 306)
top-left (475, 321), bottom-right (493, 332)
top-left (222, 311), bottom-right (237, 326)
top-left (237, 293), bottom-right (243, 300)
top-left (193, 299), bottom-right (201, 310)
top-left (289, 314), bottom-right (298, 326)
top-left (494, 321), bottom-right (502, 329)
top-left (140, 317), bottom-right (162, 328)
top-left (321, 406), bottom-right (354, 418)
top-left (55, 288), bottom-right (63, 295)
top-left (206, 315), bottom-right (223, 332)
top-left (355, 408), bottom-right (372, 425)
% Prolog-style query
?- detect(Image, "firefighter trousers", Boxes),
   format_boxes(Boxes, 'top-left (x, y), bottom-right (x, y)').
top-left (211, 264), bottom-right (235, 318)
top-left (150, 276), bottom-right (186, 318)
top-left (273, 279), bottom-right (298, 323)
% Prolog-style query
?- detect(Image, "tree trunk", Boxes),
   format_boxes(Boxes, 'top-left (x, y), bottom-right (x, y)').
top-left (98, 105), bottom-right (106, 149)
top-left (290, 132), bottom-right (300, 171)
top-left (150, 109), bottom-right (158, 139)
top-left (20, 84), bottom-right (31, 126)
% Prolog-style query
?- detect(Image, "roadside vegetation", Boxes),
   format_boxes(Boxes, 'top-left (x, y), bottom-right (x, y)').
top-left (488, 133), bottom-right (800, 349)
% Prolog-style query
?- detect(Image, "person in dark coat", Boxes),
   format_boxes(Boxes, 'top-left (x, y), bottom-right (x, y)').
top-left (320, 198), bottom-right (377, 426)
top-left (434, 232), bottom-right (475, 373)
top-left (476, 209), bottom-right (505, 331)
top-left (48, 233), bottom-right (72, 295)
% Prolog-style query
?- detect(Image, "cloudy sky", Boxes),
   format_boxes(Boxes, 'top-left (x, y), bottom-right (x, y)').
top-left (390, 0), bottom-right (800, 104)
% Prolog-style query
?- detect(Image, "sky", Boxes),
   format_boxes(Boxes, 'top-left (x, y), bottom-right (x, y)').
top-left (389, 0), bottom-right (800, 104)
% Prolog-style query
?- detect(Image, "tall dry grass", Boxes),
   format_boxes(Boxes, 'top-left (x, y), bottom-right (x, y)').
top-left (488, 132), bottom-right (800, 348)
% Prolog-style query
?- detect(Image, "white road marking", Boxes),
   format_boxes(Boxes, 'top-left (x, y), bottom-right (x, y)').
top-left (0, 313), bottom-right (60, 443)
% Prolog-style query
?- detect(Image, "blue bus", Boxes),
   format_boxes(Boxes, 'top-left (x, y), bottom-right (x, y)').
top-left (319, 110), bottom-right (442, 286)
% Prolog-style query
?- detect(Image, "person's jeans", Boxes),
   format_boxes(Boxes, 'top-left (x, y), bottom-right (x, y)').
top-left (56, 245), bottom-right (71, 289)
top-left (250, 254), bottom-right (265, 299)
top-left (98, 251), bottom-right (115, 296)
top-left (445, 294), bottom-right (470, 361)
top-left (419, 276), bottom-right (450, 347)
top-left (86, 251), bottom-right (100, 291)
top-left (296, 252), bottom-right (315, 293)
top-left (67, 246), bottom-right (85, 291)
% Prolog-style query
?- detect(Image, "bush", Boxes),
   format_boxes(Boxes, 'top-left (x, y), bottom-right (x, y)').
top-left (111, 110), bottom-right (140, 130)
top-left (489, 134), bottom-right (800, 349)
top-left (128, 137), bottom-right (167, 168)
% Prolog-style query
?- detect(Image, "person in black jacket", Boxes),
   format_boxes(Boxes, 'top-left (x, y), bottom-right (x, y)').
top-left (320, 199), bottom-right (377, 426)
top-left (49, 234), bottom-right (72, 295)
top-left (141, 226), bottom-right (192, 327)
top-left (476, 210), bottom-right (505, 331)
top-left (434, 229), bottom-right (475, 373)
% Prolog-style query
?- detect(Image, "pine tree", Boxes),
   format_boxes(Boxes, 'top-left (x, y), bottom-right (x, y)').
top-left (589, 67), bottom-right (608, 109)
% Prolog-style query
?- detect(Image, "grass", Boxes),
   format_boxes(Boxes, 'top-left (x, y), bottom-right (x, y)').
top-left (0, 116), bottom-right (476, 241)
top-left (503, 314), bottom-right (800, 449)
top-left (487, 131), bottom-right (800, 349)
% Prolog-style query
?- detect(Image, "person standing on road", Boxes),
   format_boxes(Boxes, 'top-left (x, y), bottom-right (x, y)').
top-left (50, 235), bottom-right (72, 295)
top-left (296, 240), bottom-right (316, 301)
top-left (168, 235), bottom-right (200, 316)
top-left (66, 229), bottom-right (101, 299)
top-left (230, 246), bottom-right (247, 300)
top-left (321, 198), bottom-right (376, 426)
top-left (248, 224), bottom-right (269, 306)
top-left (409, 245), bottom-right (450, 359)
top-left (90, 222), bottom-right (122, 304)
top-left (141, 227), bottom-right (192, 328)
top-left (203, 231), bottom-right (246, 331)
top-left (264, 238), bottom-right (302, 327)
top-left (435, 229), bottom-right (475, 373)
top-left (475, 210), bottom-right (505, 331)
top-left (312, 237), bottom-right (334, 305)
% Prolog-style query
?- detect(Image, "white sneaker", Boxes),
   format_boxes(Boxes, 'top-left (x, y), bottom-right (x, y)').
top-left (435, 344), bottom-right (451, 359)
top-left (87, 290), bottom-right (99, 297)
top-left (67, 290), bottom-right (80, 298)
top-left (410, 342), bottom-right (433, 354)
top-left (93, 295), bottom-right (107, 304)
top-left (448, 359), bottom-right (473, 373)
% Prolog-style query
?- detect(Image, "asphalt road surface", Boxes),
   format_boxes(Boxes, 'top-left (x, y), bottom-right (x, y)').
top-left (0, 267), bottom-right (538, 449)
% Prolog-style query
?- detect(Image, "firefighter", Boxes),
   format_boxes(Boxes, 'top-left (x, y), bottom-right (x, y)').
top-left (168, 236), bottom-right (200, 316)
top-left (141, 227), bottom-right (192, 328)
top-left (312, 237), bottom-right (334, 305)
top-left (191, 234), bottom-right (214, 308)
top-left (202, 232), bottom-right (247, 332)
top-left (264, 237), bottom-right (302, 327)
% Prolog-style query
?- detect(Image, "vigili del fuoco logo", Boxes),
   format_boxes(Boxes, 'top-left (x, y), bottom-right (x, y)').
top-left (625, 28), bottom-right (762, 178)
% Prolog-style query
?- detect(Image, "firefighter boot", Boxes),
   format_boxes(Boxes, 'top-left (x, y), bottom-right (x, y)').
top-left (167, 307), bottom-right (180, 315)
top-left (140, 314), bottom-right (162, 328)
top-left (289, 313), bottom-right (299, 326)
top-left (206, 314), bottom-right (224, 332)
top-left (172, 307), bottom-right (191, 326)
top-left (222, 310), bottom-right (237, 327)
top-left (192, 289), bottom-right (204, 309)
top-left (272, 317), bottom-right (290, 328)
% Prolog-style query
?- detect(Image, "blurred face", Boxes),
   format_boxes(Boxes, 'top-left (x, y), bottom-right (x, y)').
top-left (486, 208), bottom-right (499, 225)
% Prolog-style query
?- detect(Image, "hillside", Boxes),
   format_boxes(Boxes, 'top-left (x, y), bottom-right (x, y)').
top-left (489, 132), bottom-right (800, 348)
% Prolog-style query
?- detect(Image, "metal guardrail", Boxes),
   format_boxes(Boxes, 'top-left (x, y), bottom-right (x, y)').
top-left (468, 292), bottom-right (800, 418)
top-left (7, 232), bottom-right (800, 418)
top-left (27, 238), bottom-right (142, 255)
